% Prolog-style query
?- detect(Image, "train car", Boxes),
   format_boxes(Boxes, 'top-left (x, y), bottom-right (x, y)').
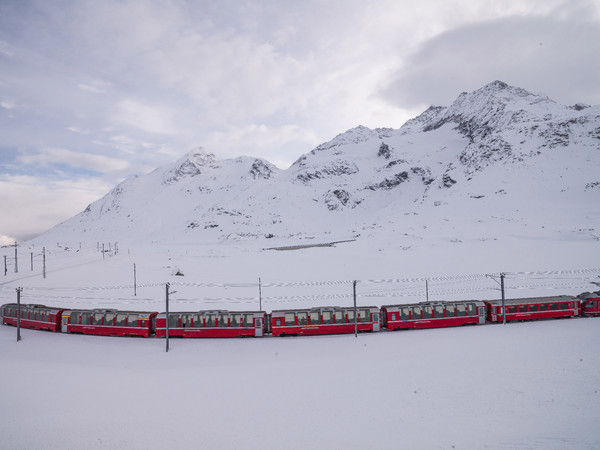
top-left (381, 300), bottom-right (486, 330)
top-left (1, 303), bottom-right (65, 332)
top-left (155, 310), bottom-right (266, 338)
top-left (578, 292), bottom-right (600, 317)
top-left (270, 306), bottom-right (380, 336)
top-left (484, 295), bottom-right (579, 323)
top-left (61, 309), bottom-right (157, 337)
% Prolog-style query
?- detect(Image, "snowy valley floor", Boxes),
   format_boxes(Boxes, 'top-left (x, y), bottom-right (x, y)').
top-left (1, 237), bottom-right (600, 449)
top-left (1, 317), bottom-right (599, 449)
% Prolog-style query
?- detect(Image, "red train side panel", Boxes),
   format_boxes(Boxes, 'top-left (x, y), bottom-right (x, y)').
top-left (1, 303), bottom-right (64, 332)
top-left (61, 309), bottom-right (157, 337)
top-left (381, 301), bottom-right (486, 330)
top-left (155, 311), bottom-right (266, 338)
top-left (270, 306), bottom-right (380, 336)
top-left (578, 292), bottom-right (600, 317)
top-left (484, 295), bottom-right (579, 323)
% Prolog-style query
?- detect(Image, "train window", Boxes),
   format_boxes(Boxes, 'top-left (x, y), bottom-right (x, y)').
top-left (93, 313), bottom-right (104, 325)
top-left (446, 305), bottom-right (455, 317)
top-left (347, 310), bottom-right (355, 322)
top-left (540, 304), bottom-right (548, 311)
top-left (243, 314), bottom-right (254, 327)
top-left (231, 314), bottom-right (242, 327)
top-left (205, 314), bottom-right (216, 327)
top-left (310, 311), bottom-right (320, 324)
top-left (423, 306), bottom-right (432, 319)
top-left (276, 318), bottom-right (282, 326)
top-left (359, 309), bottom-right (369, 323)
top-left (285, 313), bottom-right (296, 326)
top-left (412, 306), bottom-right (422, 319)
top-left (400, 307), bottom-right (410, 320)
top-left (192, 314), bottom-right (202, 327)
top-left (105, 313), bottom-right (115, 325)
top-left (218, 314), bottom-right (228, 327)
top-left (434, 305), bottom-right (444, 317)
top-left (457, 305), bottom-right (466, 316)
top-left (560, 303), bottom-right (569, 310)
top-left (518, 306), bottom-right (527, 313)
top-left (530, 305), bottom-right (539, 312)
top-left (167, 315), bottom-right (178, 328)
top-left (116, 314), bottom-right (127, 326)
top-left (80, 312), bottom-right (91, 324)
top-left (181, 314), bottom-right (192, 328)
top-left (549, 304), bottom-right (558, 311)
top-left (508, 306), bottom-right (517, 314)
top-left (335, 311), bottom-right (344, 323)
top-left (298, 312), bottom-right (308, 325)
top-left (322, 311), bottom-right (333, 324)
top-left (467, 304), bottom-right (476, 316)
top-left (70, 312), bottom-right (80, 324)
top-left (128, 314), bottom-right (139, 327)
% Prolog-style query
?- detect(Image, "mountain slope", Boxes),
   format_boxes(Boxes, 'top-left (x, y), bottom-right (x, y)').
top-left (34, 81), bottom-right (600, 246)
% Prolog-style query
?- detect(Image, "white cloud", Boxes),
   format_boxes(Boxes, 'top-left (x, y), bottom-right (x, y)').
top-left (17, 148), bottom-right (130, 174)
top-left (0, 174), bottom-right (111, 241)
top-left (113, 99), bottom-right (177, 135)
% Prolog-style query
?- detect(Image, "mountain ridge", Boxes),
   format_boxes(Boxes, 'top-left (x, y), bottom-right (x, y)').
top-left (32, 80), bottom-right (600, 246)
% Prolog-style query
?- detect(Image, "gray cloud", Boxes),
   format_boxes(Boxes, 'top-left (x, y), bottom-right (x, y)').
top-left (381, 7), bottom-right (600, 109)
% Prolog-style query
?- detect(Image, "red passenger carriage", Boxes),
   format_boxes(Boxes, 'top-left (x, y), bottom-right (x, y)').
top-left (155, 310), bottom-right (266, 338)
top-left (578, 292), bottom-right (600, 317)
top-left (61, 309), bottom-right (157, 337)
top-left (270, 306), bottom-right (380, 336)
top-left (1, 303), bottom-right (64, 332)
top-left (381, 300), bottom-right (486, 330)
top-left (484, 295), bottom-right (579, 323)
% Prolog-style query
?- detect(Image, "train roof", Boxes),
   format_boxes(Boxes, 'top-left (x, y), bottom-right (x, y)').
top-left (381, 300), bottom-right (486, 309)
top-left (484, 295), bottom-right (577, 306)
top-left (271, 306), bottom-right (379, 314)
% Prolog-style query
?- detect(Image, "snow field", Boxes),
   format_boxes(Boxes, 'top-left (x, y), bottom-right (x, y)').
top-left (1, 317), bottom-right (598, 449)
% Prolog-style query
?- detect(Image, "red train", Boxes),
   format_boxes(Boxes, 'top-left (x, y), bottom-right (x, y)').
top-left (1, 291), bottom-right (599, 339)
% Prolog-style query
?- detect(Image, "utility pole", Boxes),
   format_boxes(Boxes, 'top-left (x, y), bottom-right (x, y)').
top-left (14, 241), bottom-right (18, 273)
top-left (500, 272), bottom-right (506, 325)
top-left (16, 287), bottom-right (22, 341)
top-left (42, 247), bottom-right (46, 279)
top-left (133, 263), bottom-right (137, 296)
top-left (258, 277), bottom-right (262, 311)
top-left (353, 280), bottom-right (358, 338)
top-left (3, 255), bottom-right (6, 276)
top-left (426, 279), bottom-right (429, 302)
top-left (102, 243), bottom-right (105, 259)
top-left (165, 283), bottom-right (170, 353)
top-left (31, 252), bottom-right (33, 271)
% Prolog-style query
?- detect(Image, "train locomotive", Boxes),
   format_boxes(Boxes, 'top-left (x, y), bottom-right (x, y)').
top-left (1, 291), bottom-right (599, 339)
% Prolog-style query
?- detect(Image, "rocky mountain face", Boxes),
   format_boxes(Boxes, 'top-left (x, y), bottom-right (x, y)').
top-left (36, 81), bottom-right (600, 246)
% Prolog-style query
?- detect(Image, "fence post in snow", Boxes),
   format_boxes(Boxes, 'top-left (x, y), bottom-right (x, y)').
top-left (353, 280), bottom-right (358, 338)
top-left (426, 279), bottom-right (429, 302)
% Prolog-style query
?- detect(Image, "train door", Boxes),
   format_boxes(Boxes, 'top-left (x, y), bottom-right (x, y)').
top-left (254, 317), bottom-right (263, 337)
top-left (372, 312), bottom-right (380, 332)
top-left (478, 306), bottom-right (486, 324)
top-left (61, 314), bottom-right (69, 333)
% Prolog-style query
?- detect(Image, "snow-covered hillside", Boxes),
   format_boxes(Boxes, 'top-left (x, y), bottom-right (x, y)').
top-left (33, 80), bottom-right (600, 247)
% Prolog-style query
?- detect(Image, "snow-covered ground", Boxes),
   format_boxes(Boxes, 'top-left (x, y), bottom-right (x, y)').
top-left (1, 309), bottom-right (598, 449)
top-left (1, 237), bottom-right (599, 449)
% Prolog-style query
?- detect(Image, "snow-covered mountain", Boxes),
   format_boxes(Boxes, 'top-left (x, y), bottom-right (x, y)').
top-left (35, 81), bottom-right (600, 246)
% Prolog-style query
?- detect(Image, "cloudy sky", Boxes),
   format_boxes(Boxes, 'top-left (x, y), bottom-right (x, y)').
top-left (1, 0), bottom-right (599, 244)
